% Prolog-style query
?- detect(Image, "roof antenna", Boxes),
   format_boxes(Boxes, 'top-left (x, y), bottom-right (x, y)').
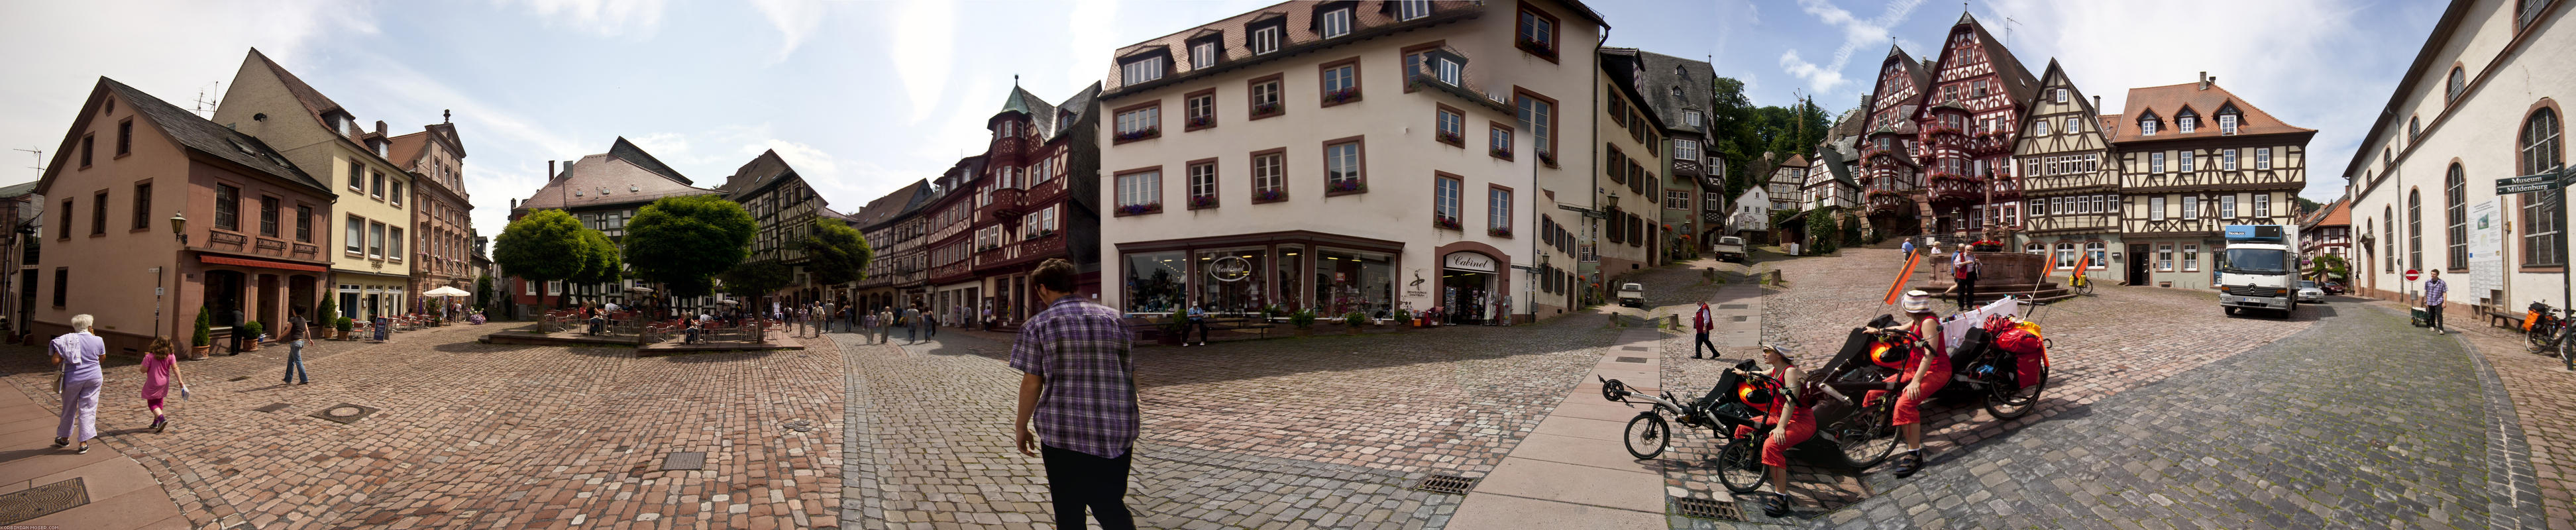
top-left (14, 148), bottom-right (43, 171)
top-left (192, 81), bottom-right (222, 118)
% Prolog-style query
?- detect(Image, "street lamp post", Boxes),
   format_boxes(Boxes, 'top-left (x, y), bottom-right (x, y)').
top-left (168, 212), bottom-right (187, 347)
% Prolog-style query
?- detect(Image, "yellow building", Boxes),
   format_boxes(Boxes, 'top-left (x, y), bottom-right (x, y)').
top-left (212, 49), bottom-right (417, 321)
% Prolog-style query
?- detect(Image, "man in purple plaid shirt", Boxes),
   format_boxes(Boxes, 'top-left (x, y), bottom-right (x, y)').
top-left (2424, 269), bottom-right (2448, 335)
top-left (1011, 258), bottom-right (1138, 529)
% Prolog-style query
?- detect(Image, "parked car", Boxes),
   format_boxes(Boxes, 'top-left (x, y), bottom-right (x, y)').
top-left (1617, 283), bottom-right (1646, 308)
top-left (2297, 280), bottom-right (2326, 303)
top-left (2321, 281), bottom-right (2347, 295)
top-left (1712, 237), bottom-right (1748, 263)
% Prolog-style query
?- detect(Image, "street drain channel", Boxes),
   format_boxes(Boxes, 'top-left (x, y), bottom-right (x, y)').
top-left (0, 477), bottom-right (87, 525)
top-left (254, 403), bottom-right (293, 413)
top-left (1620, 346), bottom-right (1650, 351)
top-left (1733, 315), bottom-right (1748, 322)
top-left (1673, 496), bottom-right (1743, 521)
top-left (1411, 474), bottom-right (1478, 495)
top-left (1718, 303), bottom-right (1748, 309)
top-left (661, 452), bottom-right (707, 471)
top-left (1615, 356), bottom-right (1649, 363)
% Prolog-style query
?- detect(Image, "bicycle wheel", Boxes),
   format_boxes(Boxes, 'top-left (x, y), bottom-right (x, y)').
top-left (1715, 436), bottom-right (1767, 494)
top-left (2074, 278), bottom-right (2094, 295)
top-left (1984, 360), bottom-right (2048, 420)
top-left (2530, 321), bottom-right (2556, 352)
top-left (1833, 401), bottom-right (1901, 469)
top-left (1624, 412), bottom-right (1670, 460)
top-left (2557, 327), bottom-right (2576, 362)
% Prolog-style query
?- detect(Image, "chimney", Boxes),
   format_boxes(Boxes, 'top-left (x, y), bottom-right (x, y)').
top-left (2198, 72), bottom-right (2210, 90)
top-left (374, 120), bottom-right (388, 136)
top-left (548, 160), bottom-right (557, 182)
top-left (2094, 95), bottom-right (2102, 111)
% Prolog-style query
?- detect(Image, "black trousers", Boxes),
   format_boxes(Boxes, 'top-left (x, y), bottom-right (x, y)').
top-left (2427, 304), bottom-right (2445, 329)
top-left (1693, 332), bottom-right (1717, 357)
top-left (1955, 278), bottom-right (1978, 309)
top-left (1042, 445), bottom-right (1135, 530)
top-left (1187, 320), bottom-right (1210, 343)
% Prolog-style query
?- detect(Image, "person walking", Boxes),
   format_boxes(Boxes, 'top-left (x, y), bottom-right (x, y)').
top-left (2424, 269), bottom-right (2449, 334)
top-left (1691, 301), bottom-right (1718, 359)
top-left (1950, 250), bottom-right (1980, 311)
top-left (1900, 238), bottom-right (1915, 257)
top-left (282, 307), bottom-right (310, 385)
top-left (1010, 258), bottom-right (1139, 529)
top-left (138, 337), bottom-right (184, 432)
top-left (50, 314), bottom-right (105, 454)
top-left (926, 309), bottom-right (939, 340)
top-left (904, 305), bottom-right (923, 344)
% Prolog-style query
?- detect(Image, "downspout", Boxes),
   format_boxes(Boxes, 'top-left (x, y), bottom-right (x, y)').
top-left (1585, 25), bottom-right (1609, 307)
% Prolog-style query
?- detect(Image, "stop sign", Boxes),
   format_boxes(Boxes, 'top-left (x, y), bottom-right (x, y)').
top-left (2406, 269), bottom-right (2422, 282)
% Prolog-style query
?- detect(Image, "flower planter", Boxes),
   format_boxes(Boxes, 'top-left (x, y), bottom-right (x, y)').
top-left (1346, 325), bottom-right (1361, 336)
top-left (188, 346), bottom-right (209, 360)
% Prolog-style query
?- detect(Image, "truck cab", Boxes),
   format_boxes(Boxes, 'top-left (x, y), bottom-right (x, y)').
top-left (2218, 225), bottom-right (2300, 318)
top-left (1712, 237), bottom-right (1748, 263)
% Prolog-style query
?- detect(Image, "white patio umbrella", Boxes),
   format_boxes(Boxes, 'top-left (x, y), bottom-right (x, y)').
top-left (422, 286), bottom-right (470, 320)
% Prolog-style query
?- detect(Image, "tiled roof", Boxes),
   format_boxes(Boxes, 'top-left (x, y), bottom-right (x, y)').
top-left (2096, 113), bottom-right (2124, 142)
top-left (720, 150), bottom-right (802, 201)
top-left (1866, 45), bottom-right (1929, 136)
top-left (1819, 139), bottom-right (1860, 188)
top-left (1000, 86), bottom-right (1060, 138)
top-left (1958, 13), bottom-right (2041, 105)
top-left (92, 78), bottom-right (327, 193)
top-left (849, 180), bottom-right (932, 231)
top-left (1598, 51), bottom-right (1669, 131)
top-left (1629, 50), bottom-right (1713, 136)
top-left (1780, 154), bottom-right (1809, 168)
top-left (0, 180), bottom-right (38, 199)
top-left (1102, 1), bottom-right (1603, 98)
top-left (1053, 82), bottom-right (1102, 138)
top-left (608, 136), bottom-right (693, 185)
top-left (245, 48), bottom-right (341, 126)
top-left (384, 131), bottom-right (427, 171)
top-left (2115, 80), bottom-right (2315, 144)
top-left (516, 139), bottom-right (716, 212)
top-left (2306, 197), bottom-right (2351, 227)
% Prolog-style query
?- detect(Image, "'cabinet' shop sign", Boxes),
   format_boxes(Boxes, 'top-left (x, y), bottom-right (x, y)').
top-left (1443, 252), bottom-right (1496, 273)
top-left (1208, 256), bottom-right (1254, 282)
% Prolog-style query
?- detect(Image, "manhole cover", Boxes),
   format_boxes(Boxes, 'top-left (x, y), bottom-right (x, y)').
top-left (1615, 356), bottom-right (1648, 363)
top-left (1620, 346), bottom-right (1650, 351)
top-left (254, 403), bottom-right (292, 413)
top-left (1674, 496), bottom-right (1743, 521)
top-left (662, 452), bottom-right (706, 471)
top-left (1411, 474), bottom-right (1478, 495)
top-left (1718, 304), bottom-right (1748, 309)
top-left (0, 477), bottom-right (87, 525)
top-left (308, 403), bottom-right (379, 425)
top-left (784, 419), bottom-right (815, 433)
top-left (1732, 315), bottom-right (1748, 322)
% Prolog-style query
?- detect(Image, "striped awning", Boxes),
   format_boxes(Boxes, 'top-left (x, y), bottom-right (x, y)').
top-left (199, 255), bottom-right (328, 272)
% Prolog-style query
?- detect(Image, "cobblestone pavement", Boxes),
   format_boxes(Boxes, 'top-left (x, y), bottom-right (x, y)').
top-left (835, 315), bottom-right (1624, 529)
top-left (1809, 297), bottom-right (2540, 529)
top-left (2402, 299), bottom-right (2576, 530)
top-left (1, 322), bottom-right (843, 530)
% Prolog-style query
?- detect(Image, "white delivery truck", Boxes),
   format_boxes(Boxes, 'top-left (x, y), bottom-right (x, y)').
top-left (2218, 225), bottom-right (2300, 318)
top-left (1711, 237), bottom-right (1748, 263)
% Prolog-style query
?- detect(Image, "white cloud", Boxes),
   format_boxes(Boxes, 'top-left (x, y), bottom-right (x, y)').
top-left (1779, 0), bottom-right (1926, 94)
top-left (749, 0), bottom-right (826, 63)
top-left (496, 0), bottom-right (667, 37)
top-left (886, 0), bottom-right (959, 123)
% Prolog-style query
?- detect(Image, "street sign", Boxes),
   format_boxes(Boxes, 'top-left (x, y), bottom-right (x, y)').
top-left (2497, 173), bottom-right (2560, 186)
top-left (2496, 168), bottom-right (2572, 195)
top-left (2498, 182), bottom-right (2561, 195)
top-left (2406, 269), bottom-right (2422, 282)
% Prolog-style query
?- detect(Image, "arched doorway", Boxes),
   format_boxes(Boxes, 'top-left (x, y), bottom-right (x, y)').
top-left (203, 270), bottom-right (244, 327)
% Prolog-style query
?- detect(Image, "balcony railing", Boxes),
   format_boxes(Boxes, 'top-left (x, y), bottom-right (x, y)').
top-left (1928, 172), bottom-right (1984, 205)
top-left (973, 231), bottom-right (1068, 270)
top-left (979, 187), bottom-right (1026, 223)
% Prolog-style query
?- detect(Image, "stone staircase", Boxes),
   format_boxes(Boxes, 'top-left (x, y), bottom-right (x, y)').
top-left (1904, 251), bottom-right (2079, 304)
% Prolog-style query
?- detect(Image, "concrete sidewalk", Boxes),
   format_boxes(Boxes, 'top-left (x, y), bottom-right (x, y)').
top-left (0, 381), bottom-right (186, 529)
top-left (1446, 328), bottom-right (1675, 529)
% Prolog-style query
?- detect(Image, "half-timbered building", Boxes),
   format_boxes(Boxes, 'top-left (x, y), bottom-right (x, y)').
top-left (1909, 13), bottom-right (2040, 236)
top-left (2012, 60), bottom-right (2122, 284)
top-left (1858, 46), bottom-right (1931, 237)
top-left (2107, 74), bottom-right (2314, 290)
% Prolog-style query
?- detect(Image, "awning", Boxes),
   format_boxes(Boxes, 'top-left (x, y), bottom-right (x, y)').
top-left (200, 255), bottom-right (329, 272)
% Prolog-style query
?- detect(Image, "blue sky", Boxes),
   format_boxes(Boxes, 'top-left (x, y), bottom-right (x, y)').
top-left (0, 1), bottom-right (2442, 246)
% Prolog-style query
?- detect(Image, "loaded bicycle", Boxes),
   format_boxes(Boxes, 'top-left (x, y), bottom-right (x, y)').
top-left (2522, 301), bottom-right (2576, 371)
top-left (1603, 344), bottom-right (1906, 494)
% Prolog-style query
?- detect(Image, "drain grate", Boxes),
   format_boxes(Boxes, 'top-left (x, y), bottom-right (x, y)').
top-left (662, 451), bottom-right (707, 471)
top-left (1732, 315), bottom-right (1748, 322)
top-left (309, 403), bottom-right (380, 425)
top-left (1411, 474), bottom-right (1479, 495)
top-left (1718, 303), bottom-right (1748, 309)
top-left (1620, 346), bottom-right (1650, 351)
top-left (1674, 496), bottom-right (1743, 521)
top-left (0, 477), bottom-right (87, 525)
top-left (254, 403), bottom-right (292, 413)
top-left (1615, 356), bottom-right (1648, 363)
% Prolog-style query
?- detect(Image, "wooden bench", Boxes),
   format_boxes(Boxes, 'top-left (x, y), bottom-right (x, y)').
top-left (2473, 303), bottom-right (2520, 331)
top-left (1200, 317), bottom-right (1277, 339)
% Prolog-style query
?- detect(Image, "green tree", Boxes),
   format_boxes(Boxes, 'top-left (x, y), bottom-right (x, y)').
top-left (2308, 254), bottom-right (2349, 282)
top-left (571, 229), bottom-right (623, 286)
top-left (191, 306), bottom-right (212, 350)
top-left (495, 209), bottom-right (588, 307)
top-left (718, 259), bottom-right (794, 299)
top-left (802, 217), bottom-right (874, 286)
top-left (622, 195), bottom-right (757, 298)
top-left (474, 274), bottom-right (495, 309)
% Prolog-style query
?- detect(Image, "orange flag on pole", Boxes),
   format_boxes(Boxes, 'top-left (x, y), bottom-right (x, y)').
top-left (1884, 250), bottom-right (1921, 305)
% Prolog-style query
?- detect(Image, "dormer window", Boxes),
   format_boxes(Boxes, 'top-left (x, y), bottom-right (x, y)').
top-left (2176, 111), bottom-right (2198, 134)
top-left (1189, 39), bottom-right (1218, 70)
top-left (1396, 0), bottom-right (1431, 21)
top-left (1119, 54), bottom-right (1167, 85)
top-left (1250, 22), bottom-right (1283, 54)
top-left (1319, 7), bottom-right (1352, 38)
top-left (2220, 113), bottom-right (2239, 135)
top-left (2139, 115), bottom-right (2160, 136)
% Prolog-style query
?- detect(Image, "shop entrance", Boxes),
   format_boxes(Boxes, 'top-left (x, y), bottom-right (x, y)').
top-left (1441, 251), bottom-right (1499, 325)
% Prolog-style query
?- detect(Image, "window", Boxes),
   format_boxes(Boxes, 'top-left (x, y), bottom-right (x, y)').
top-left (2182, 195), bottom-right (2199, 219)
top-left (1397, 0), bottom-right (1432, 21)
top-left (131, 183), bottom-right (150, 231)
top-left (346, 216), bottom-right (364, 254)
top-left (2255, 194), bottom-right (2271, 217)
top-left (1119, 55), bottom-right (1166, 85)
top-left (548, 280), bottom-right (562, 295)
top-left (1252, 150), bottom-right (1285, 200)
top-left (1686, 111), bottom-right (1703, 127)
top-left (1672, 138), bottom-right (1699, 161)
top-left (2151, 152), bottom-right (2166, 173)
top-left (2180, 151), bottom-right (2195, 172)
top-left (1435, 56), bottom-right (1461, 85)
top-left (523, 279), bottom-right (535, 296)
top-left (368, 222), bottom-right (385, 258)
top-left (1248, 76), bottom-right (1283, 118)
top-left (1189, 40), bottom-right (1217, 70)
top-left (348, 160), bottom-right (364, 191)
top-left (2219, 114), bottom-right (2239, 136)
top-left (1515, 91), bottom-right (1555, 159)
top-left (2178, 114), bottom-right (2197, 134)
top-left (2408, 189), bottom-right (2424, 270)
top-left (1116, 170), bottom-right (1161, 211)
top-left (296, 205), bottom-right (312, 242)
top-left (2221, 195), bottom-right (2237, 218)
top-left (1325, 140), bottom-right (1366, 192)
top-left (2029, 198), bottom-right (2046, 217)
top-left (116, 119), bottom-right (132, 156)
top-left (2055, 242), bottom-right (2078, 269)
top-left (2256, 148), bottom-right (2273, 170)
top-left (1434, 175), bottom-right (1462, 228)
top-left (1320, 60), bottom-right (1360, 105)
top-left (89, 191), bottom-right (105, 235)
top-left (2182, 244), bottom-right (2200, 272)
top-left (2447, 164), bottom-right (2466, 270)
top-left (214, 184), bottom-right (239, 231)
top-left (1668, 189), bottom-right (1693, 209)
top-left (2223, 149), bottom-right (2239, 170)
top-left (52, 268), bottom-right (66, 307)
top-left (1187, 162), bottom-right (1217, 209)
top-left (2445, 67), bottom-right (2466, 103)
top-left (1489, 125), bottom-right (1513, 159)
top-left (1114, 104), bottom-right (1160, 140)
top-left (2150, 195), bottom-right (2167, 221)
top-left (2086, 242), bottom-right (2108, 269)
top-left (2524, 108), bottom-right (2565, 266)
top-left (390, 227), bottom-right (405, 259)
top-left (1252, 25), bottom-right (1281, 54)
top-left (2024, 243), bottom-right (2045, 255)
top-left (370, 171), bottom-right (385, 199)
top-left (391, 181), bottom-right (404, 207)
top-left (78, 135), bottom-right (91, 168)
top-left (2140, 117), bottom-right (2159, 136)
top-left (2157, 244), bottom-right (2174, 271)
top-left (2065, 117), bottom-right (2080, 135)
top-left (1516, 5), bottom-right (1557, 56)
top-left (1185, 92), bottom-right (1216, 130)
top-left (2033, 120), bottom-right (2049, 136)
top-left (1436, 107), bottom-right (1464, 146)
top-left (1320, 7), bottom-right (1352, 38)
top-left (259, 196), bottom-right (279, 237)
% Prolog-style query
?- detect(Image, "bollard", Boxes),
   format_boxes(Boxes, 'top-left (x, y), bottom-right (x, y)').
top-left (1667, 314), bottom-right (1680, 329)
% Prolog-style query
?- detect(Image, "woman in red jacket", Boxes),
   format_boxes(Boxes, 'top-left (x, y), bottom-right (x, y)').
top-left (1866, 290), bottom-right (1949, 478)
top-left (1730, 344), bottom-right (1813, 517)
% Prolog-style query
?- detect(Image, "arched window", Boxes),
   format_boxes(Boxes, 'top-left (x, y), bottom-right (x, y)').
top-left (2084, 242), bottom-right (2106, 270)
top-left (2446, 67), bottom-right (2467, 103)
top-left (2409, 117), bottom-right (2422, 143)
top-left (2385, 206), bottom-right (2397, 272)
top-left (2024, 242), bottom-right (2045, 256)
top-left (2408, 189), bottom-right (2422, 271)
top-left (2524, 107), bottom-right (2564, 266)
top-left (2447, 164), bottom-right (2466, 270)
top-left (2054, 242), bottom-right (2078, 269)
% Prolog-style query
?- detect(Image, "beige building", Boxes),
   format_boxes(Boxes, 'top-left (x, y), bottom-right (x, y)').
top-left (1095, 0), bottom-right (1605, 323)
top-left (1592, 50), bottom-right (1666, 284)
top-left (2345, 0), bottom-right (2571, 306)
top-left (213, 49), bottom-right (419, 322)
top-left (387, 120), bottom-right (473, 314)
top-left (2104, 75), bottom-right (2313, 290)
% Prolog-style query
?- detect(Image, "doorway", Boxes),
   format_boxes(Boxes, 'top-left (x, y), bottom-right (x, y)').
top-left (2127, 244), bottom-right (2151, 286)
top-left (203, 270), bottom-right (243, 327)
top-left (1442, 271), bottom-right (1492, 325)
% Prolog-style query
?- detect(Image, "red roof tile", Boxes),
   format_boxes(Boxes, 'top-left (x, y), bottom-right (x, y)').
top-left (2114, 81), bottom-right (2314, 144)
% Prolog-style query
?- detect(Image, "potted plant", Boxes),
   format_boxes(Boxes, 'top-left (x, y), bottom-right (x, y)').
top-left (1163, 311), bottom-right (1189, 346)
top-left (1289, 309), bottom-right (1316, 335)
top-left (1344, 311), bottom-right (1367, 335)
top-left (239, 320), bottom-right (266, 351)
top-left (336, 317), bottom-right (354, 341)
top-left (1393, 309), bottom-right (1414, 330)
top-left (189, 307), bottom-right (212, 359)
top-left (315, 298), bottom-right (337, 339)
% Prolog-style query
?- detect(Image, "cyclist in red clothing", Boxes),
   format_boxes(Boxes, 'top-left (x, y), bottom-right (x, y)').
top-left (1729, 344), bottom-right (1813, 517)
top-left (1865, 290), bottom-right (1949, 478)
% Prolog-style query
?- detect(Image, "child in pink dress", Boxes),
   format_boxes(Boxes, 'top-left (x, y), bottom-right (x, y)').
top-left (138, 337), bottom-right (183, 432)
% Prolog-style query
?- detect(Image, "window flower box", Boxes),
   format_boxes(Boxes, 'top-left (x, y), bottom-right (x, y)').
top-left (1252, 102), bottom-right (1281, 117)
top-left (1490, 146), bottom-right (1513, 160)
top-left (1433, 215), bottom-right (1462, 231)
top-left (1536, 149), bottom-right (1557, 167)
top-left (1188, 195), bottom-right (1218, 210)
top-left (1323, 87), bottom-right (1360, 104)
top-left (1328, 180), bottom-right (1367, 193)
top-left (1115, 202), bottom-right (1162, 216)
top-left (1253, 189), bottom-right (1287, 203)
top-left (1187, 115), bottom-right (1214, 128)
top-left (1113, 127), bottom-right (1160, 142)
top-left (1436, 130), bottom-right (1464, 146)
top-left (1515, 38), bottom-right (1556, 59)
top-left (1488, 226), bottom-right (1513, 238)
